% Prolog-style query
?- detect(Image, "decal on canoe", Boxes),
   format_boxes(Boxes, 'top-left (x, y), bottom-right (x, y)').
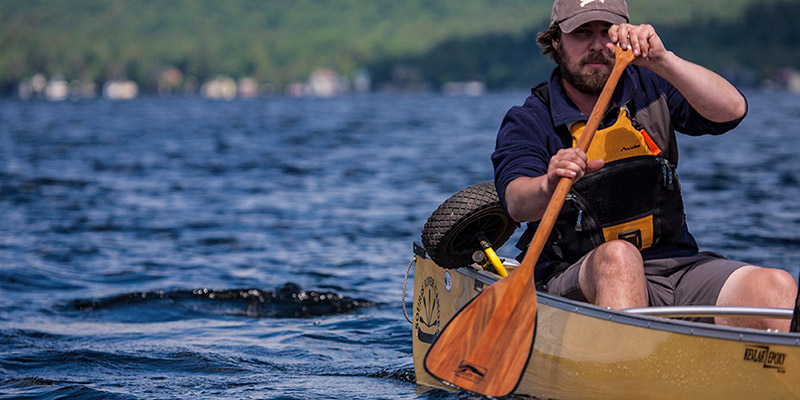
top-left (743, 345), bottom-right (787, 373)
top-left (415, 276), bottom-right (440, 344)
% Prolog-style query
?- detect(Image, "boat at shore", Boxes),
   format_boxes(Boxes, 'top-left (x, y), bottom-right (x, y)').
top-left (408, 182), bottom-right (800, 399)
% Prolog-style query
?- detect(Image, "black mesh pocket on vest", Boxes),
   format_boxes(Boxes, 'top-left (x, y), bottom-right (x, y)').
top-left (545, 156), bottom-right (685, 263)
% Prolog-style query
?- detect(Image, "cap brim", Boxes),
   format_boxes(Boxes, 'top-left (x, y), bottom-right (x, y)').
top-left (558, 10), bottom-right (628, 33)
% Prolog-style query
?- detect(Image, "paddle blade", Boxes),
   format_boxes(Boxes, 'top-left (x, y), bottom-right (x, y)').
top-left (423, 271), bottom-right (537, 397)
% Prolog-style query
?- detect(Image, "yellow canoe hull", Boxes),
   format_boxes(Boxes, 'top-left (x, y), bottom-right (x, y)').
top-left (411, 249), bottom-right (800, 399)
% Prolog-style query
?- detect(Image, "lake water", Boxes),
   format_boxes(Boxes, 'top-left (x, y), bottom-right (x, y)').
top-left (1, 90), bottom-right (799, 399)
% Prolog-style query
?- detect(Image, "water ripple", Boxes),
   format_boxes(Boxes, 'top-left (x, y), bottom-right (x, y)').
top-left (1, 91), bottom-right (798, 399)
top-left (64, 283), bottom-right (376, 321)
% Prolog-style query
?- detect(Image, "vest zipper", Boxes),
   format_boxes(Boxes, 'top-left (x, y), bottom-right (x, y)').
top-left (568, 192), bottom-right (597, 234)
top-left (658, 158), bottom-right (675, 191)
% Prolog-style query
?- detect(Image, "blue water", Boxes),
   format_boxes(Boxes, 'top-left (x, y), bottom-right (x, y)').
top-left (1, 90), bottom-right (799, 399)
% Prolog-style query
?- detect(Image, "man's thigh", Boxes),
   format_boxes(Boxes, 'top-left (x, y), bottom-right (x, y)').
top-left (544, 251), bottom-right (747, 307)
top-left (645, 252), bottom-right (747, 307)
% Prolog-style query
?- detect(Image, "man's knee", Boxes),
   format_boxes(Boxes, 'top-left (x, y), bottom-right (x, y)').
top-left (719, 266), bottom-right (797, 308)
top-left (750, 267), bottom-right (797, 307)
top-left (579, 240), bottom-right (647, 308)
top-left (586, 240), bottom-right (643, 275)
top-left (581, 240), bottom-right (645, 287)
top-left (716, 266), bottom-right (797, 331)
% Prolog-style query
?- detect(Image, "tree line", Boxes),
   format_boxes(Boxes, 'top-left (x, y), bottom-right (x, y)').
top-left (371, 1), bottom-right (800, 91)
top-left (1, 0), bottom-right (797, 94)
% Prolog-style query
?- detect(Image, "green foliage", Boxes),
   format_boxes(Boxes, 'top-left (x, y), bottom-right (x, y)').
top-left (0, 0), bottom-right (540, 92)
top-left (0, 0), bottom-right (797, 93)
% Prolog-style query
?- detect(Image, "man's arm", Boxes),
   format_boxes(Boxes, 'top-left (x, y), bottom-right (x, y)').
top-left (505, 148), bottom-right (604, 222)
top-left (608, 23), bottom-right (747, 123)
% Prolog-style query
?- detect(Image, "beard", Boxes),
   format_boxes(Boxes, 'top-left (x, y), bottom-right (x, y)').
top-left (558, 50), bottom-right (613, 96)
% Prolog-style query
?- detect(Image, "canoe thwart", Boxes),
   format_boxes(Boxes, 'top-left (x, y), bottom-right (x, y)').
top-left (624, 305), bottom-right (793, 319)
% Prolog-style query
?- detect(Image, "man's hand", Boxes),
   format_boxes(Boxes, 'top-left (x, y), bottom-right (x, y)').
top-left (545, 147), bottom-right (604, 193)
top-left (607, 23), bottom-right (668, 68)
top-left (506, 148), bottom-right (603, 222)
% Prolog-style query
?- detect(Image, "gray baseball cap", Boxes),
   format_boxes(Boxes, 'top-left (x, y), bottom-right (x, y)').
top-left (551, 0), bottom-right (629, 33)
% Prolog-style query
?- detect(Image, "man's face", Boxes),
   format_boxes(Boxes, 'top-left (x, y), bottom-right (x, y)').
top-left (555, 21), bottom-right (614, 95)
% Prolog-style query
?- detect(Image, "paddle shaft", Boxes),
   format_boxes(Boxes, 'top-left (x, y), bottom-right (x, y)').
top-left (518, 45), bottom-right (636, 273)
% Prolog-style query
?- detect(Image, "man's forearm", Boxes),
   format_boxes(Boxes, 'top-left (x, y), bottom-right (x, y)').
top-left (504, 176), bottom-right (551, 223)
top-left (648, 51), bottom-right (747, 123)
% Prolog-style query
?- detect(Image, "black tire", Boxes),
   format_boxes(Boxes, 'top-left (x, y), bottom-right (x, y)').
top-left (421, 181), bottom-right (519, 269)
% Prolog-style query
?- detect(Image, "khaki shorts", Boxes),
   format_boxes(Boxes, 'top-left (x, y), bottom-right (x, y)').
top-left (543, 251), bottom-right (748, 309)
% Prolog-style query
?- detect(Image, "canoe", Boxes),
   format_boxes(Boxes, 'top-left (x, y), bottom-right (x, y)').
top-left (409, 182), bottom-right (800, 399)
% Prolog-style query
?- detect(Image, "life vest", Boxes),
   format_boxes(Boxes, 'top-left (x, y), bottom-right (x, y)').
top-left (518, 84), bottom-right (686, 265)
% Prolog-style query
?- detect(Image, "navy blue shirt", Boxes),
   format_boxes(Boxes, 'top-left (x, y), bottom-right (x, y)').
top-left (492, 65), bottom-right (746, 268)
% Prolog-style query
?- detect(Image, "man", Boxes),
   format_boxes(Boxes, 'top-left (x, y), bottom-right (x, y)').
top-left (491, 0), bottom-right (797, 330)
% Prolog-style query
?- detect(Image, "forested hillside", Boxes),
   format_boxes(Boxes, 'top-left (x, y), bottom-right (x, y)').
top-left (1, 0), bottom-right (796, 94)
top-left (377, 0), bottom-right (800, 90)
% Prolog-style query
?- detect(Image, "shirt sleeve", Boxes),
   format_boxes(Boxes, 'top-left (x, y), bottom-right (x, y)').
top-left (491, 100), bottom-right (565, 212)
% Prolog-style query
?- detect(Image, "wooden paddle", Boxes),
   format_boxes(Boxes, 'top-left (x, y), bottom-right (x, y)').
top-left (423, 45), bottom-right (636, 397)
